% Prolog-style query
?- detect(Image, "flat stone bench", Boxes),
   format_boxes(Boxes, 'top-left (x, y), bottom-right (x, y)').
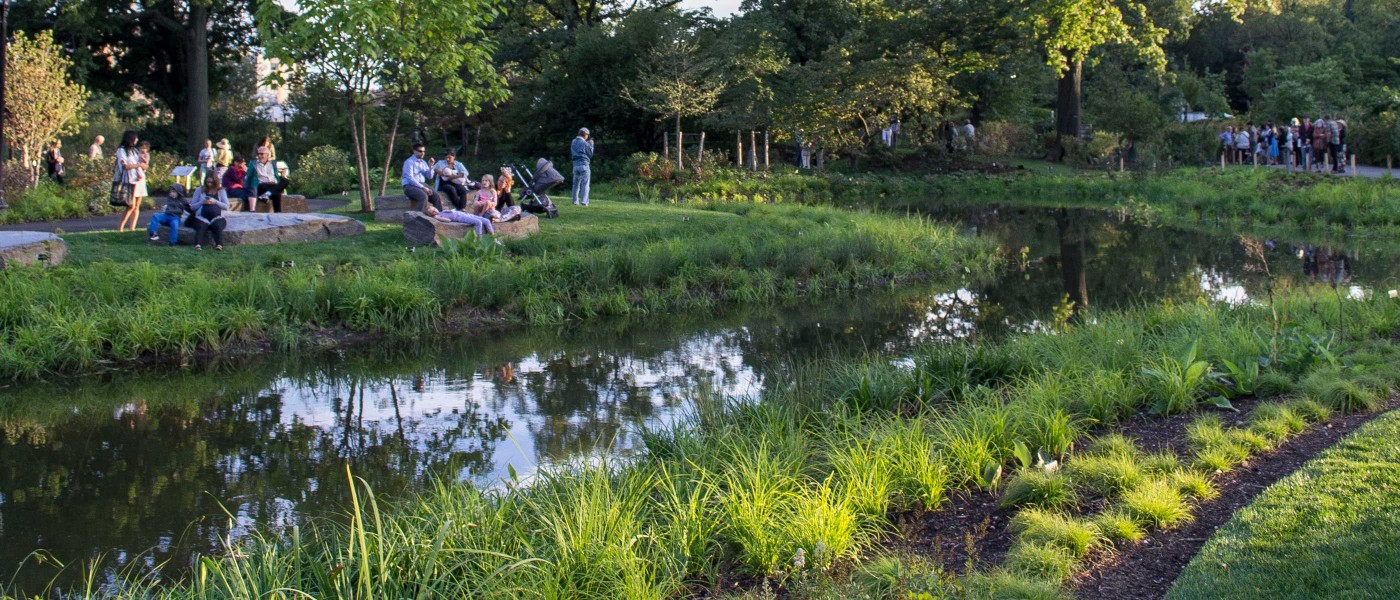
top-left (375, 190), bottom-right (485, 222)
top-left (228, 193), bottom-right (308, 213)
top-left (152, 212), bottom-right (366, 246)
top-left (403, 211), bottom-right (539, 247)
top-left (0, 231), bottom-right (67, 268)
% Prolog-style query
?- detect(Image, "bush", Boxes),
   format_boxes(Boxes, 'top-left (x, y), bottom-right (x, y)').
top-left (0, 181), bottom-right (92, 224)
top-left (295, 145), bottom-right (356, 198)
top-left (978, 121), bottom-right (1037, 157)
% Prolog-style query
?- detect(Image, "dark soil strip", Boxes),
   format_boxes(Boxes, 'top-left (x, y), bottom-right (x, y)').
top-left (882, 396), bottom-right (1271, 573)
top-left (1073, 397), bottom-right (1400, 600)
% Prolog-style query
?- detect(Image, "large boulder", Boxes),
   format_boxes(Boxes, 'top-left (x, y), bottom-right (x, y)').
top-left (0, 231), bottom-right (67, 268)
top-left (160, 213), bottom-right (366, 246)
top-left (403, 211), bottom-right (539, 247)
top-left (376, 190), bottom-right (481, 222)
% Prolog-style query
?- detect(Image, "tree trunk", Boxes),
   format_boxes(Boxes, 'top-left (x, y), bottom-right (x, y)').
top-left (736, 131), bottom-right (743, 167)
top-left (1056, 209), bottom-right (1089, 316)
top-left (698, 132), bottom-right (705, 163)
top-left (348, 102), bottom-right (373, 212)
top-left (749, 131), bottom-right (758, 170)
top-left (474, 124), bottom-right (482, 158)
top-left (763, 130), bottom-right (770, 171)
top-left (1052, 56), bottom-right (1083, 162)
top-left (185, 3), bottom-right (210, 157)
top-left (675, 115), bottom-right (683, 171)
top-left (378, 96), bottom-right (405, 198)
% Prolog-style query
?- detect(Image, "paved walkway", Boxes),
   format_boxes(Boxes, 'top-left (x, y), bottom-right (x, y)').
top-left (0, 198), bottom-right (349, 233)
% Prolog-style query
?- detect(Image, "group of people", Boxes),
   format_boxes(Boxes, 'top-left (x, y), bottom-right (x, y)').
top-left (401, 143), bottom-right (522, 237)
top-left (1220, 116), bottom-right (1350, 173)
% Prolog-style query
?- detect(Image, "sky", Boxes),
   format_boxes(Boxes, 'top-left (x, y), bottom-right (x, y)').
top-left (680, 0), bottom-right (742, 17)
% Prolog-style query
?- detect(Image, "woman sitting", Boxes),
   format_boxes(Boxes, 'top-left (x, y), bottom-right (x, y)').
top-left (222, 155), bottom-right (251, 210)
top-left (190, 174), bottom-right (230, 251)
top-left (424, 205), bottom-right (494, 237)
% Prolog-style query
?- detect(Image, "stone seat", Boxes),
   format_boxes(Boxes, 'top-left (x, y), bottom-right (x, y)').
top-left (402, 211), bottom-right (540, 247)
top-left (0, 231), bottom-right (67, 268)
top-left (375, 189), bottom-right (484, 222)
top-left (152, 212), bottom-right (366, 247)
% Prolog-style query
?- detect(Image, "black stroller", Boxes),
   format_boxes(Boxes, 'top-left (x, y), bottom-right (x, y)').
top-left (513, 158), bottom-right (563, 218)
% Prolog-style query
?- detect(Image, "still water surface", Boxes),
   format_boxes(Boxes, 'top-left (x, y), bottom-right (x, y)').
top-left (3, 206), bottom-right (1398, 592)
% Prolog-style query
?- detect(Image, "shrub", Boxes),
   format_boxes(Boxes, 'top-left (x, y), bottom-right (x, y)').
top-left (1003, 541), bottom-right (1079, 582)
top-left (961, 570), bottom-right (1070, 600)
top-left (978, 121), bottom-right (1036, 157)
top-left (1167, 469), bottom-right (1219, 500)
top-left (0, 181), bottom-right (91, 224)
top-left (295, 145), bottom-right (356, 198)
top-left (1301, 369), bottom-right (1384, 413)
top-left (1066, 453), bottom-right (1144, 498)
top-left (1254, 371), bottom-right (1295, 397)
top-left (1093, 509), bottom-right (1146, 543)
top-left (1001, 469), bottom-right (1078, 510)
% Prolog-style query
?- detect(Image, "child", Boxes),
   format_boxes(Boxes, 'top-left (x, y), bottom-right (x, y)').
top-left (425, 205), bottom-right (495, 237)
top-left (147, 184), bottom-right (192, 246)
top-left (497, 167), bottom-right (522, 222)
top-left (472, 174), bottom-right (499, 221)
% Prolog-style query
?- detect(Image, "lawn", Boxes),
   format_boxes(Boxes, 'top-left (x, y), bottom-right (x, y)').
top-left (0, 191), bottom-right (998, 380)
top-left (1167, 408), bottom-right (1400, 600)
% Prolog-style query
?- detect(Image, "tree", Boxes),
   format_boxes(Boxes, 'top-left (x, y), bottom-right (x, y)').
top-left (11, 0), bottom-right (260, 156)
top-left (622, 33), bottom-right (725, 169)
top-left (258, 0), bottom-right (508, 212)
top-left (4, 31), bottom-right (88, 187)
top-left (1018, 0), bottom-right (1175, 158)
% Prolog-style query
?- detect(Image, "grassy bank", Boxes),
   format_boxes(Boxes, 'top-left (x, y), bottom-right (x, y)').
top-left (25, 287), bottom-right (1400, 599)
top-left (0, 192), bottom-right (997, 381)
top-left (1167, 408), bottom-right (1400, 600)
top-left (619, 166), bottom-right (1400, 235)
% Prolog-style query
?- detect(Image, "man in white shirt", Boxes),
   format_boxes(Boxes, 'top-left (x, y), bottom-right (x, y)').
top-left (402, 143), bottom-right (442, 212)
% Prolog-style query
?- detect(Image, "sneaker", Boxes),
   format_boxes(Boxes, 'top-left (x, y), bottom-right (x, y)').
top-left (148, 234), bottom-right (160, 241)
top-left (259, 192), bottom-right (272, 199)
top-left (194, 244), bottom-right (202, 250)
top-left (215, 245), bottom-right (224, 251)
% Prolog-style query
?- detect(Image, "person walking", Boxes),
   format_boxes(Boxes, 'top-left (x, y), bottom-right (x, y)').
top-left (115, 132), bottom-right (144, 232)
top-left (402, 143), bottom-right (442, 213)
top-left (88, 135), bottom-right (105, 160)
top-left (571, 127), bottom-right (593, 206)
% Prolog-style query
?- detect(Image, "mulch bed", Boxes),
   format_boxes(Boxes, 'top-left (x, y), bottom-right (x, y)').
top-left (880, 394), bottom-right (1398, 599)
top-left (1073, 396), bottom-right (1400, 600)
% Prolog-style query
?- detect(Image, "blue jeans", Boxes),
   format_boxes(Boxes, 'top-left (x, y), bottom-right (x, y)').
top-left (147, 213), bottom-right (182, 244)
top-left (572, 165), bottom-right (590, 206)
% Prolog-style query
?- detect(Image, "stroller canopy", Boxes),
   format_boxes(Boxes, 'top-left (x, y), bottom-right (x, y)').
top-left (532, 159), bottom-right (565, 193)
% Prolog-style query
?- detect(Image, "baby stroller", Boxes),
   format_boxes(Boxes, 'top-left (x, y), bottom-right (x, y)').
top-left (513, 158), bottom-right (563, 218)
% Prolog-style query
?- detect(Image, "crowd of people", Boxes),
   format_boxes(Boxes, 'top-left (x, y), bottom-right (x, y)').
top-left (399, 143), bottom-right (525, 238)
top-left (1219, 116), bottom-right (1350, 173)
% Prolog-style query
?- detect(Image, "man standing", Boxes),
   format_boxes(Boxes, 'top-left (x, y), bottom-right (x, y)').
top-left (402, 143), bottom-right (442, 213)
top-left (87, 135), bottom-right (105, 160)
top-left (960, 119), bottom-right (976, 155)
top-left (571, 127), bottom-right (593, 206)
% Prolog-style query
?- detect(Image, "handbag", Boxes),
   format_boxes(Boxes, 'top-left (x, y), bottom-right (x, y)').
top-left (108, 182), bottom-right (132, 207)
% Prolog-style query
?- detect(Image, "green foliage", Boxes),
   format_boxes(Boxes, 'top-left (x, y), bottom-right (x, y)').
top-left (1141, 341), bottom-right (1214, 415)
top-left (1092, 509), bottom-right (1146, 543)
top-left (1121, 478), bottom-right (1193, 530)
top-left (1001, 469), bottom-right (1078, 510)
top-left (1066, 452), bottom-right (1145, 499)
top-left (1003, 541), bottom-right (1079, 583)
top-left (0, 182), bottom-right (94, 225)
top-left (1300, 368), bottom-right (1386, 413)
top-left (4, 30), bottom-right (89, 189)
top-left (294, 145), bottom-right (356, 198)
top-left (1009, 508), bottom-right (1104, 559)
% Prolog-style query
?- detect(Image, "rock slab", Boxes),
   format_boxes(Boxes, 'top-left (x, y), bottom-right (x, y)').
top-left (229, 193), bottom-right (309, 213)
top-left (403, 211), bottom-right (539, 247)
top-left (374, 195), bottom-right (415, 223)
top-left (0, 231), bottom-right (67, 268)
top-left (157, 213), bottom-right (366, 246)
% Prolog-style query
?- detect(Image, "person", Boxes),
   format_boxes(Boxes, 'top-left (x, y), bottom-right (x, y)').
top-left (88, 135), bottom-right (105, 160)
top-left (119, 140), bottom-right (152, 232)
top-left (1218, 127), bottom-right (1233, 162)
top-left (147, 184), bottom-right (192, 246)
top-left (423, 205), bottom-right (494, 237)
top-left (890, 120), bottom-right (901, 147)
top-left (197, 139), bottom-right (215, 184)
top-left (402, 143), bottom-right (441, 212)
top-left (1233, 127), bottom-right (1250, 165)
top-left (222, 154), bottom-right (251, 210)
top-left (472, 174), bottom-right (499, 220)
top-left (190, 174), bottom-right (230, 250)
top-left (1335, 119), bottom-right (1348, 173)
top-left (960, 119), bottom-right (976, 155)
top-left (1268, 127), bottom-right (1279, 165)
top-left (433, 152), bottom-right (470, 210)
top-left (43, 140), bottom-right (64, 185)
top-left (1311, 117), bottom-right (1328, 171)
top-left (1298, 117), bottom-right (1312, 168)
top-left (246, 146), bottom-right (291, 212)
top-left (571, 127), bottom-right (593, 206)
top-left (113, 131), bottom-right (142, 231)
top-left (497, 166), bottom-right (521, 221)
top-left (214, 139), bottom-right (233, 179)
top-left (256, 136), bottom-right (276, 161)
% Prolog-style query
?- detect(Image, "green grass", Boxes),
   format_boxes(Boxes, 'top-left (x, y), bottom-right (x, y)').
top-left (1168, 409), bottom-right (1400, 600)
top-left (0, 192), bottom-right (997, 381)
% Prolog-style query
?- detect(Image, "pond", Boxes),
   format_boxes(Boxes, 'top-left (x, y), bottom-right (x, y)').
top-left (3, 206), bottom-right (1398, 594)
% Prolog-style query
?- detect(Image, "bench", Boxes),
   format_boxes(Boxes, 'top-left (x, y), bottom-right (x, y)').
top-left (375, 189), bottom-right (486, 222)
top-left (152, 213), bottom-right (366, 246)
top-left (402, 211), bottom-right (540, 247)
top-left (228, 193), bottom-right (308, 213)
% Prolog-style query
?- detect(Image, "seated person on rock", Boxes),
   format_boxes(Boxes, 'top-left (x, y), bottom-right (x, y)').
top-left (246, 147), bottom-right (291, 213)
top-left (190, 174), bottom-right (231, 251)
top-left (147, 184), bottom-right (193, 246)
top-left (403, 143), bottom-right (442, 212)
top-left (495, 167), bottom-right (522, 222)
top-left (222, 155), bottom-right (251, 210)
top-left (471, 174), bottom-right (500, 221)
top-left (433, 152), bottom-right (470, 210)
top-left (423, 205), bottom-right (495, 237)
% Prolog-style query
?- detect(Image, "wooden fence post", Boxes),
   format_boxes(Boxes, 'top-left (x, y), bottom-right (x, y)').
top-left (750, 130), bottom-right (758, 170)
top-left (698, 132), bottom-right (705, 164)
top-left (677, 130), bottom-right (685, 171)
top-left (664, 132), bottom-right (670, 162)
top-left (1351, 154), bottom-right (1356, 176)
top-left (736, 131), bottom-right (744, 167)
top-left (1221, 152), bottom-right (1226, 171)
top-left (763, 130), bottom-right (770, 171)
